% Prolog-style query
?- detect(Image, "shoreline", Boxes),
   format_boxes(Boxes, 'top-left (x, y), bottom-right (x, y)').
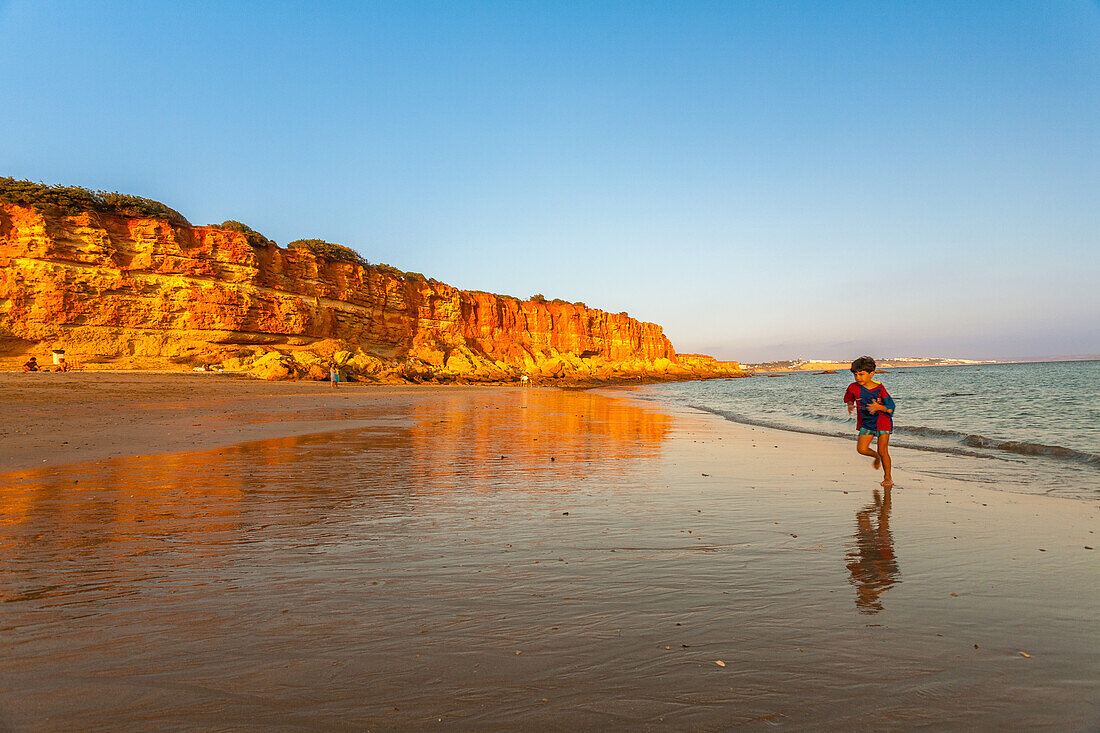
top-left (3, 371), bottom-right (1095, 500)
top-left (606, 385), bottom-right (1096, 508)
top-left (629, 364), bottom-right (1100, 504)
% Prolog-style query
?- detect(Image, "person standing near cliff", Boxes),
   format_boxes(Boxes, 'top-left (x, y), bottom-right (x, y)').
top-left (844, 356), bottom-right (896, 487)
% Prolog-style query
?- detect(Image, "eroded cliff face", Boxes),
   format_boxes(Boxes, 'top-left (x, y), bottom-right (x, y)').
top-left (0, 203), bottom-right (742, 382)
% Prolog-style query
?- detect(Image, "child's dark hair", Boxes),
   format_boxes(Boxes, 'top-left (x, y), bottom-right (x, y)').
top-left (850, 355), bottom-right (876, 373)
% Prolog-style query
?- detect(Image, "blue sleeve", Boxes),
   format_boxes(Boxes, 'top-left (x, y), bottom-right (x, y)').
top-left (880, 388), bottom-right (895, 413)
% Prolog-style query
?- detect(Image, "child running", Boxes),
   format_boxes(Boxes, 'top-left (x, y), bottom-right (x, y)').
top-left (843, 356), bottom-right (896, 487)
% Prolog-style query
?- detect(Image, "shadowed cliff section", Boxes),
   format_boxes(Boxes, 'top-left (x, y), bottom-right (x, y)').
top-left (0, 190), bottom-right (743, 383)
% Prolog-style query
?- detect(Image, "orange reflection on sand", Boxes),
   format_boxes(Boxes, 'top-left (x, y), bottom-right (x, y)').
top-left (402, 389), bottom-right (672, 489)
top-left (0, 455), bottom-right (255, 604)
top-left (845, 488), bottom-right (900, 614)
top-left (0, 389), bottom-right (673, 575)
top-left (1, 453), bottom-right (248, 526)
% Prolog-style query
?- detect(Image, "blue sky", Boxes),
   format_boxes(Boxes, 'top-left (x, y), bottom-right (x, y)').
top-left (2, 1), bottom-right (1097, 362)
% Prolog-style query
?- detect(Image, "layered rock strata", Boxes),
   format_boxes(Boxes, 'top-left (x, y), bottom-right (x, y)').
top-left (0, 203), bottom-right (743, 383)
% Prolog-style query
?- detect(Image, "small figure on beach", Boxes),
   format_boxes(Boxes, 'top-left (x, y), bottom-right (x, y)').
top-left (22, 357), bottom-right (39, 372)
top-left (330, 366), bottom-right (340, 388)
top-left (844, 355), bottom-right (895, 487)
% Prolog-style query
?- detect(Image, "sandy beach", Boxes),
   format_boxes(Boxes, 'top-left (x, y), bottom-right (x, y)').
top-left (0, 372), bottom-right (479, 473)
top-left (1, 374), bottom-right (1097, 730)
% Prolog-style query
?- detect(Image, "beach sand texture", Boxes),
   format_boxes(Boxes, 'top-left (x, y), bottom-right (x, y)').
top-left (1, 374), bottom-right (1097, 729)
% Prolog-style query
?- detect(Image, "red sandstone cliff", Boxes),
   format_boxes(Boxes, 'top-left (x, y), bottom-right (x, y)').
top-left (0, 202), bottom-right (742, 382)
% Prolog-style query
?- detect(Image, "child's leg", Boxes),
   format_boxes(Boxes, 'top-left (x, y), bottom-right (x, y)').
top-left (877, 433), bottom-right (893, 486)
top-left (856, 434), bottom-right (881, 469)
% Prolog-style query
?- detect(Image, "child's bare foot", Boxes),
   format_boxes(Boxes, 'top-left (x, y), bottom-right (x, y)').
top-left (880, 479), bottom-right (893, 488)
top-left (872, 457), bottom-right (881, 470)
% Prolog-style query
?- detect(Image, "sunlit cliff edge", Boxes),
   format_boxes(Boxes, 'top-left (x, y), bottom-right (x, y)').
top-left (0, 197), bottom-right (743, 383)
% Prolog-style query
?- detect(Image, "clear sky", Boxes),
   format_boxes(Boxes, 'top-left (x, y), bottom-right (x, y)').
top-left (2, 1), bottom-right (1098, 362)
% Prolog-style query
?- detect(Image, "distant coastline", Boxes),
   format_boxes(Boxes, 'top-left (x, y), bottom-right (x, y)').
top-left (743, 356), bottom-right (1098, 373)
top-left (742, 357), bottom-right (995, 373)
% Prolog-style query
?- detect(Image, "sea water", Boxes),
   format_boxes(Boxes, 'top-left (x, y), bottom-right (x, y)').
top-left (637, 360), bottom-right (1100, 500)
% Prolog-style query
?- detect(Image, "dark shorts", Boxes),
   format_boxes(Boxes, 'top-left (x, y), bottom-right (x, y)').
top-left (858, 428), bottom-right (891, 437)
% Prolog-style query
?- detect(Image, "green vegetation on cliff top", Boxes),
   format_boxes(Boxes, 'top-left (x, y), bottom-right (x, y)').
top-left (0, 176), bottom-right (190, 225)
top-left (285, 239), bottom-right (427, 281)
top-left (220, 220), bottom-right (275, 247)
top-left (287, 238), bottom-right (369, 266)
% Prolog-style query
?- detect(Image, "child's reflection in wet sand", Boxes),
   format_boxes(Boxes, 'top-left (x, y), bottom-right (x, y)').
top-left (846, 488), bottom-right (900, 613)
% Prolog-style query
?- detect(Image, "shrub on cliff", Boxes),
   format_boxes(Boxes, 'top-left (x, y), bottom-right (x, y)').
top-left (287, 238), bottom-right (368, 265)
top-left (468, 290), bottom-right (520, 301)
top-left (371, 263), bottom-right (427, 281)
top-left (374, 263), bottom-right (404, 278)
top-left (530, 293), bottom-right (547, 303)
top-left (220, 220), bottom-right (275, 247)
top-left (0, 177), bottom-right (190, 225)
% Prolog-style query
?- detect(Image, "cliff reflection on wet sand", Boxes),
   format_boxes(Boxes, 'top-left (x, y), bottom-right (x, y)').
top-left (0, 389), bottom-right (671, 607)
top-left (1, 388), bottom-right (686, 729)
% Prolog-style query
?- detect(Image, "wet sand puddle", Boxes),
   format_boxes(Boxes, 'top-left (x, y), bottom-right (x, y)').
top-left (1, 389), bottom-right (1097, 729)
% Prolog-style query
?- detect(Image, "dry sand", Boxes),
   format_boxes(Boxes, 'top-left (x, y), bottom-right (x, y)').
top-left (0, 373), bottom-right (1097, 729)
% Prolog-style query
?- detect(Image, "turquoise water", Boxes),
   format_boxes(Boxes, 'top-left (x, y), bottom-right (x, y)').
top-left (639, 361), bottom-right (1100, 500)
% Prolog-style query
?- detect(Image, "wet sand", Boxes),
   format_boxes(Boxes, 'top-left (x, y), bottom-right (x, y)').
top-left (0, 372), bottom-right (475, 473)
top-left (1, 375), bottom-right (1098, 730)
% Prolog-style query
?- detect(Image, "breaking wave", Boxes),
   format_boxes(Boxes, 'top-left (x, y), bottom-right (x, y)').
top-left (688, 404), bottom-right (1100, 467)
top-left (960, 436), bottom-right (1100, 464)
